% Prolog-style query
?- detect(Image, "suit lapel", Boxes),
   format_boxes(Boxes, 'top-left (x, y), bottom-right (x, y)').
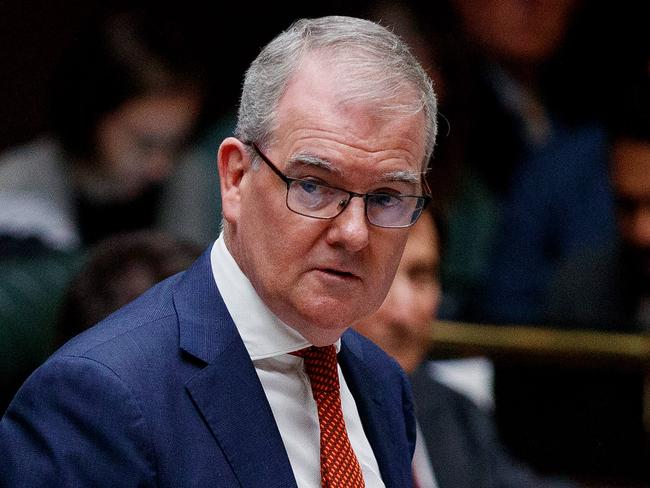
top-left (339, 332), bottom-right (408, 487)
top-left (173, 251), bottom-right (297, 488)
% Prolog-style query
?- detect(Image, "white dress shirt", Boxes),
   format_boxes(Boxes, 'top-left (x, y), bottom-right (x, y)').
top-left (412, 422), bottom-right (439, 488)
top-left (210, 235), bottom-right (385, 487)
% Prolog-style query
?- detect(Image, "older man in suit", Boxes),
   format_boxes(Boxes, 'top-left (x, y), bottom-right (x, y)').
top-left (0, 16), bottom-right (437, 488)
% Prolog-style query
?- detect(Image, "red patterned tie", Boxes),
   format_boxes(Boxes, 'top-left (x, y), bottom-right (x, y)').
top-left (292, 345), bottom-right (366, 488)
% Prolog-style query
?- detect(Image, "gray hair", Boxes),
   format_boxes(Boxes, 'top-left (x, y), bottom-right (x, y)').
top-left (234, 16), bottom-right (438, 171)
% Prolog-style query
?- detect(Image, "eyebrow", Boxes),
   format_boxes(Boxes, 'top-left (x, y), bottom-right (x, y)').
top-left (286, 152), bottom-right (421, 185)
top-left (380, 170), bottom-right (421, 185)
top-left (286, 152), bottom-right (340, 174)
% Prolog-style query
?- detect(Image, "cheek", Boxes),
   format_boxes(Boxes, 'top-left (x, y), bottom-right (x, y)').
top-left (372, 236), bottom-right (409, 291)
top-left (618, 215), bottom-right (637, 242)
top-left (241, 195), bottom-right (320, 285)
top-left (408, 290), bottom-right (438, 340)
top-left (430, 283), bottom-right (442, 318)
top-left (406, 285), bottom-right (439, 322)
top-left (95, 123), bottom-right (120, 168)
top-left (112, 149), bottom-right (141, 178)
top-left (241, 177), bottom-right (286, 242)
top-left (367, 275), bottom-right (398, 318)
top-left (95, 120), bottom-right (138, 176)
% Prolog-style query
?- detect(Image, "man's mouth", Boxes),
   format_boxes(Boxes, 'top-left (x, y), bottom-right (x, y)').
top-left (316, 267), bottom-right (359, 280)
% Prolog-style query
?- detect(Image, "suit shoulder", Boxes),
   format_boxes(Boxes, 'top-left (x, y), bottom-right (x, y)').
top-left (1, 352), bottom-right (158, 486)
top-left (410, 366), bottom-right (481, 417)
top-left (55, 272), bottom-right (184, 367)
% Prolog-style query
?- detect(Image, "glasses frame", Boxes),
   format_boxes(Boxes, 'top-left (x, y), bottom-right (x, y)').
top-left (244, 141), bottom-right (431, 229)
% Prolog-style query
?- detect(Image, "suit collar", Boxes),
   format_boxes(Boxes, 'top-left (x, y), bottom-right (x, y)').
top-left (210, 236), bottom-right (311, 360)
top-left (174, 250), bottom-right (297, 487)
top-left (340, 331), bottom-right (409, 487)
top-left (174, 249), bottom-right (235, 364)
top-left (185, 340), bottom-right (298, 488)
top-left (173, 252), bottom-right (403, 487)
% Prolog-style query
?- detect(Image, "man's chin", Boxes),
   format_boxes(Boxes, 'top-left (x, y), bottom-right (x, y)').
top-left (285, 306), bottom-right (354, 345)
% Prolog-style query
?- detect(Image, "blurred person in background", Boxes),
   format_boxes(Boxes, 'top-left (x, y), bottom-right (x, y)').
top-left (434, 0), bottom-right (617, 325)
top-left (0, 5), bottom-right (206, 416)
top-left (549, 62), bottom-right (650, 333)
top-left (354, 210), bottom-right (575, 488)
top-left (55, 231), bottom-right (202, 346)
top-left (0, 7), bottom-right (205, 255)
top-left (418, 1), bottom-right (647, 480)
top-left (0, 231), bottom-right (201, 413)
top-left (537, 61), bottom-right (650, 484)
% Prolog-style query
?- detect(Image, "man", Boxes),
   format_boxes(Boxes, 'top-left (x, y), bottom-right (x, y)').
top-left (0, 16), bottom-right (437, 488)
top-left (538, 76), bottom-right (650, 480)
top-left (354, 211), bottom-right (574, 488)
top-left (548, 81), bottom-right (650, 332)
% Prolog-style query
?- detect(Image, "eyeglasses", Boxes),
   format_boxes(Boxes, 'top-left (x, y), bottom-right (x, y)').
top-left (246, 141), bottom-right (431, 228)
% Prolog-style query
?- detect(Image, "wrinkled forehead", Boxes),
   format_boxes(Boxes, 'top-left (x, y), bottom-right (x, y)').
top-left (273, 55), bottom-right (428, 171)
top-left (305, 49), bottom-right (425, 118)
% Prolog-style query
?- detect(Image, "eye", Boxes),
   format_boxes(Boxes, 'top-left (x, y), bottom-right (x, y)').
top-left (369, 193), bottom-right (402, 208)
top-left (290, 179), bottom-right (341, 211)
top-left (298, 180), bottom-right (322, 194)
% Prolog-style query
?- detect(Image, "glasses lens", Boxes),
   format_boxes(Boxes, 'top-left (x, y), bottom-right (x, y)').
top-left (287, 180), bottom-right (348, 218)
top-left (366, 195), bottom-right (425, 228)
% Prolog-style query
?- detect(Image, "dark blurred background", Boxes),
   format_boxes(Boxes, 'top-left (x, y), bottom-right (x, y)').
top-left (0, 1), bottom-right (646, 154)
top-left (0, 0), bottom-right (378, 153)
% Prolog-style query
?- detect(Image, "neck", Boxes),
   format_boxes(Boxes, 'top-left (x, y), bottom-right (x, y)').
top-left (223, 229), bottom-right (346, 347)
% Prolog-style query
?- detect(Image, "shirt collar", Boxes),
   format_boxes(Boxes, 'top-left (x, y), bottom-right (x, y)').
top-left (210, 234), bottom-right (340, 359)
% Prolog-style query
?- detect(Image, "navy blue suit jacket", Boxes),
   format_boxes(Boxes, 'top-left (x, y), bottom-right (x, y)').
top-left (0, 251), bottom-right (416, 487)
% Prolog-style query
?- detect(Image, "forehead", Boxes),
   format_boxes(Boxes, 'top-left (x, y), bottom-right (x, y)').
top-left (271, 56), bottom-right (427, 177)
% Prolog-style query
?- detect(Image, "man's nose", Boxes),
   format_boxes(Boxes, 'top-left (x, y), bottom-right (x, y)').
top-left (326, 197), bottom-right (369, 252)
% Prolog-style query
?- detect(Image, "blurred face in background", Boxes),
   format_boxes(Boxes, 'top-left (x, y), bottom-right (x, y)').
top-left (354, 211), bottom-right (440, 373)
top-left (611, 138), bottom-right (650, 284)
top-left (453, 0), bottom-right (577, 65)
top-left (92, 89), bottom-right (202, 200)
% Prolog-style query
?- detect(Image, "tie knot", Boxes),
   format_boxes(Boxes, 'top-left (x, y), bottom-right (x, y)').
top-left (291, 345), bottom-right (339, 393)
top-left (291, 345), bottom-right (336, 361)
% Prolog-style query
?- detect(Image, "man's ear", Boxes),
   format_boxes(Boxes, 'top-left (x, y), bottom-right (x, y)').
top-left (218, 137), bottom-right (249, 226)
